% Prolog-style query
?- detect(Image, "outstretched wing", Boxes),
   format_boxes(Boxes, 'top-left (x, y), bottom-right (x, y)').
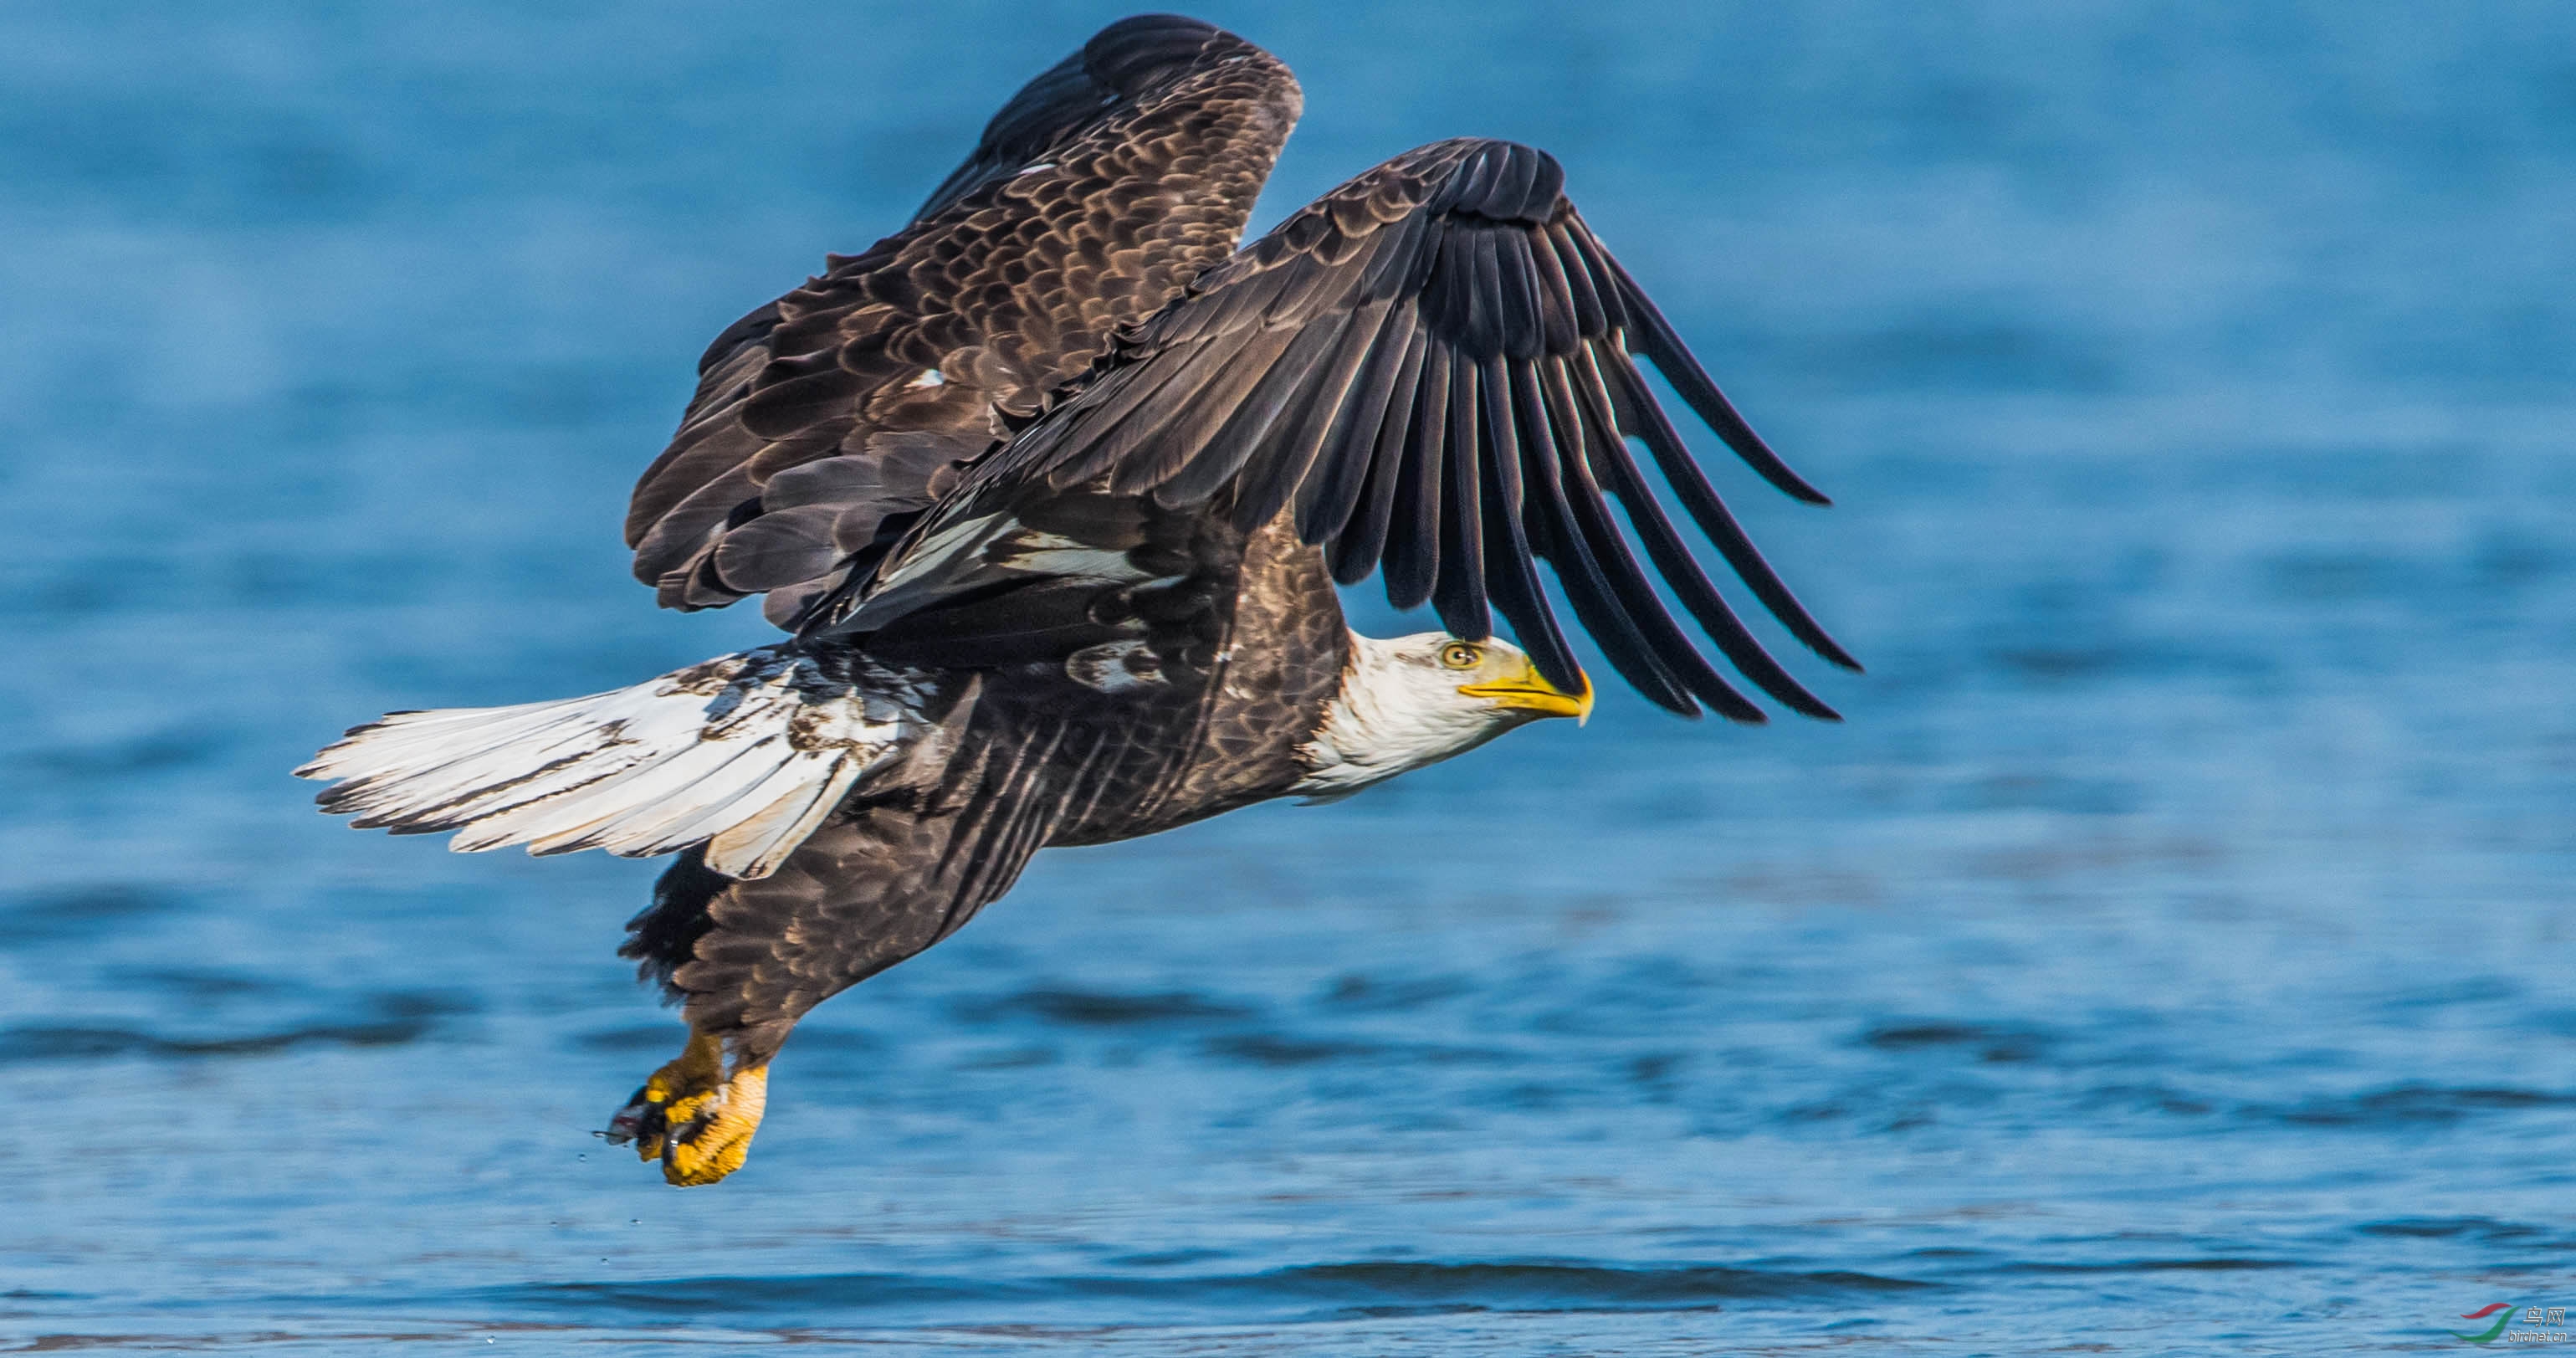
top-left (624, 15), bottom-right (1301, 628)
top-left (970, 138), bottom-right (1857, 720)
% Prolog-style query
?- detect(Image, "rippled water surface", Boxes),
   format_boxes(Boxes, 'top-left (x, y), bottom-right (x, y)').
top-left (7, 2), bottom-right (2575, 1351)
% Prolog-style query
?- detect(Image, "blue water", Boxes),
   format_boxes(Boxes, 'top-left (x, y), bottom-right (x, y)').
top-left (7, 2), bottom-right (2575, 1351)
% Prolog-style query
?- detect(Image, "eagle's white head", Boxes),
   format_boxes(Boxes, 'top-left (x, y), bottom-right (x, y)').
top-left (1290, 631), bottom-right (1592, 802)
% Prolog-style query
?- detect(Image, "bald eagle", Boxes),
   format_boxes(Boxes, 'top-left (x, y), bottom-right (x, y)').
top-left (299, 14), bottom-right (1856, 1186)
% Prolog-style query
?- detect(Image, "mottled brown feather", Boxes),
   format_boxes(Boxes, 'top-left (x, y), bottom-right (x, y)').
top-left (622, 17), bottom-right (1301, 622)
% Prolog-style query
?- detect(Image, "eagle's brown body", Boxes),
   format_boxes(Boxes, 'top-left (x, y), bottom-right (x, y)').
top-left (625, 500), bottom-right (1350, 1062)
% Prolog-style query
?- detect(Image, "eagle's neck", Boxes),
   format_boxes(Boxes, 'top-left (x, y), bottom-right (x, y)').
top-left (1288, 631), bottom-right (1521, 803)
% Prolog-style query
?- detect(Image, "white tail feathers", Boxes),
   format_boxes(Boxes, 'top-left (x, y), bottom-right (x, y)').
top-left (298, 646), bottom-right (926, 879)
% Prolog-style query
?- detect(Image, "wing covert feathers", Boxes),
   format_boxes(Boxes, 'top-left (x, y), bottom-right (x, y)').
top-left (621, 18), bottom-right (1299, 627)
top-left (976, 137), bottom-right (1856, 721)
top-left (298, 648), bottom-right (945, 879)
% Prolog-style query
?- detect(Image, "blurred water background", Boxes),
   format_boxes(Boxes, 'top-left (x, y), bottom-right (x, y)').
top-left (5, 1), bottom-right (2574, 1351)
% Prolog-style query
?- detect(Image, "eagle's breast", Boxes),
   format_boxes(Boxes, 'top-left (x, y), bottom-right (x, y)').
top-left (1044, 510), bottom-right (1348, 844)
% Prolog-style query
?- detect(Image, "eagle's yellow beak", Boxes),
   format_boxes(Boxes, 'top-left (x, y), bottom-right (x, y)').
top-left (1458, 659), bottom-right (1594, 725)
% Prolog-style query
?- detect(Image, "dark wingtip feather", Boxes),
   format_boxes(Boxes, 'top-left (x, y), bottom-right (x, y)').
top-left (1590, 346), bottom-right (1860, 678)
top-left (1813, 636), bottom-right (1865, 673)
top-left (1628, 304), bottom-right (1832, 506)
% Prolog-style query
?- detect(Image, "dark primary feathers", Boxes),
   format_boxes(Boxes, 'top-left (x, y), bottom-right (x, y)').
top-left (622, 15), bottom-right (1300, 628)
top-left (965, 138), bottom-right (1857, 720)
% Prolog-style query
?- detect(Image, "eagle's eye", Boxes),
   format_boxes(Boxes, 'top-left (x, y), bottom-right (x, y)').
top-left (1438, 642), bottom-right (1480, 669)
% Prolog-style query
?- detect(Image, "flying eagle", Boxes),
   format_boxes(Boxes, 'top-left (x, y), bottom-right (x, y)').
top-left (299, 14), bottom-right (1856, 1186)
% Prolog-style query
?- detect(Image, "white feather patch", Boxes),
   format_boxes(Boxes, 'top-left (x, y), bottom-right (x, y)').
top-left (1065, 639), bottom-right (1167, 693)
top-left (297, 647), bottom-right (921, 879)
top-left (841, 513), bottom-right (1158, 633)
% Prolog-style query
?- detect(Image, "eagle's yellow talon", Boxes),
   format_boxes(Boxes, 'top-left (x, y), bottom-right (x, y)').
top-left (603, 1033), bottom-right (767, 1186)
top-left (657, 1065), bottom-right (767, 1186)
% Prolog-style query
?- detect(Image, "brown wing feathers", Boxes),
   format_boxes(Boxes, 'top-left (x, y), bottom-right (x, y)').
top-left (619, 17), bottom-right (1845, 721)
top-left (621, 16), bottom-right (1301, 628)
top-left (979, 138), bottom-right (1854, 720)
top-left (910, 14), bottom-right (1242, 225)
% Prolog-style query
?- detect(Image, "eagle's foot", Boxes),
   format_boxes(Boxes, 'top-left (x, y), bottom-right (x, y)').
top-left (602, 1032), bottom-right (768, 1186)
